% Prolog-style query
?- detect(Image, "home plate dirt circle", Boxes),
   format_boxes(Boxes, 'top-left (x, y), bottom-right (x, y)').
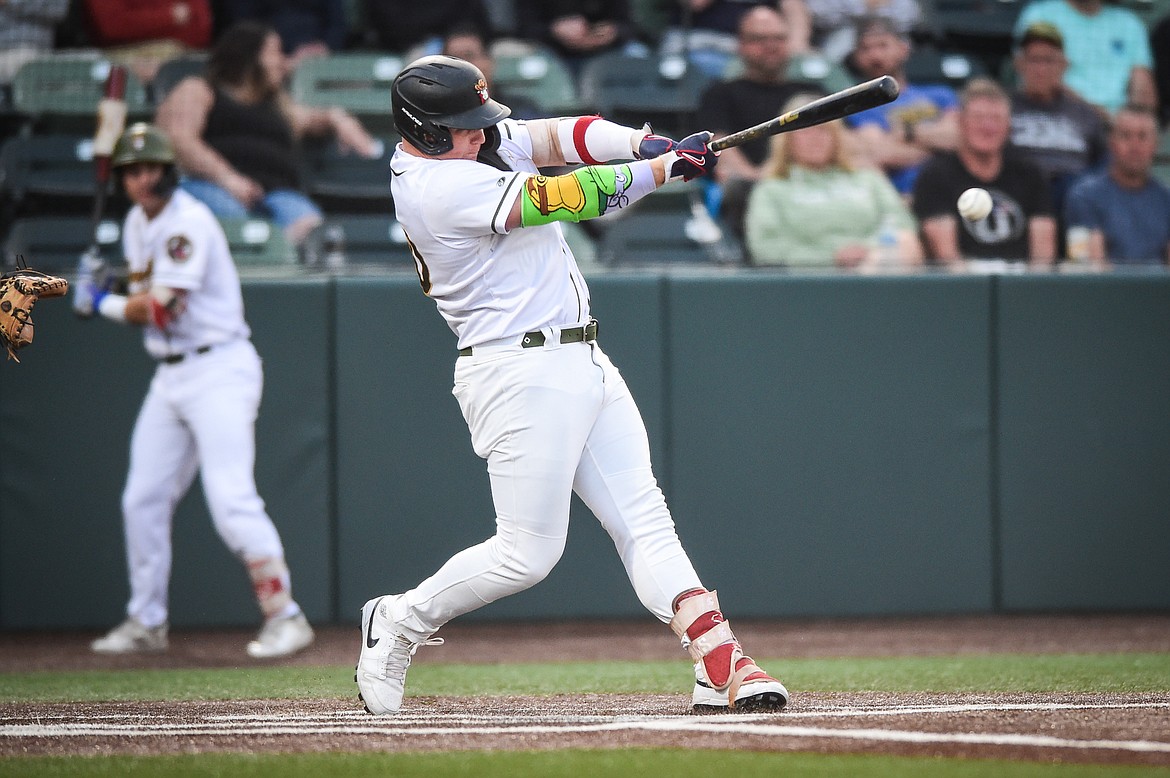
top-left (3, 693), bottom-right (1169, 765)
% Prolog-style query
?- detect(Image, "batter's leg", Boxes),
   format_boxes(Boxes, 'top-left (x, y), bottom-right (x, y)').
top-left (391, 347), bottom-right (601, 641)
top-left (570, 346), bottom-right (702, 622)
top-left (121, 373), bottom-right (200, 628)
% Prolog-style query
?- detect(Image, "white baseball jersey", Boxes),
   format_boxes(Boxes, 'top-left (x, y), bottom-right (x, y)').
top-left (122, 189), bottom-right (251, 359)
top-left (389, 119), bottom-right (591, 349)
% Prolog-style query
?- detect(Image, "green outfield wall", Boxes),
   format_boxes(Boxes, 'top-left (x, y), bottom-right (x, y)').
top-left (2, 270), bottom-right (1167, 629)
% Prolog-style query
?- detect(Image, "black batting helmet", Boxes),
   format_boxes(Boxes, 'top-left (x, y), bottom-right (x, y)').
top-left (391, 55), bottom-right (511, 156)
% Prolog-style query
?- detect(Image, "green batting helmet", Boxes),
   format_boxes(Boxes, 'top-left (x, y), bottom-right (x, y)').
top-left (111, 123), bottom-right (175, 168)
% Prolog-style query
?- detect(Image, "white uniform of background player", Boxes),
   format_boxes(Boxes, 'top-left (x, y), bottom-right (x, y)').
top-left (356, 55), bottom-right (789, 715)
top-left (77, 123), bottom-right (314, 659)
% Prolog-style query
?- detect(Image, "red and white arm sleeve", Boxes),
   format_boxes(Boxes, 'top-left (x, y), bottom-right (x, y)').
top-left (557, 116), bottom-right (647, 165)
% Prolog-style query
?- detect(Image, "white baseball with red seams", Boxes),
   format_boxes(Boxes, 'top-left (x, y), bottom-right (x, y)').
top-left (957, 187), bottom-right (993, 221)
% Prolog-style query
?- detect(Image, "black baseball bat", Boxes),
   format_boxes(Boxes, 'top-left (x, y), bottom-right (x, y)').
top-left (710, 75), bottom-right (900, 152)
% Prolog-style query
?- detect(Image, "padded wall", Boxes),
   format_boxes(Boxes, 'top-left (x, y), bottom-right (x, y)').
top-left (996, 274), bottom-right (1170, 610)
top-left (666, 274), bottom-right (995, 617)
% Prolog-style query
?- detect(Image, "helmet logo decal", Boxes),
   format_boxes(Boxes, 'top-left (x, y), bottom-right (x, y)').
top-left (474, 78), bottom-right (488, 105)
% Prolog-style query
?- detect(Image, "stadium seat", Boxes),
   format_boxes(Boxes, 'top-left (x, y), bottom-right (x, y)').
top-left (315, 213), bottom-right (414, 268)
top-left (151, 54), bottom-right (207, 104)
top-left (721, 53), bottom-right (854, 95)
top-left (299, 135), bottom-right (396, 213)
top-left (928, 0), bottom-right (1024, 69)
top-left (290, 53), bottom-right (404, 134)
top-left (904, 45), bottom-right (987, 90)
top-left (579, 51), bottom-right (717, 140)
top-left (1116, 0), bottom-right (1170, 26)
top-left (0, 134), bottom-right (113, 221)
top-left (2, 215), bottom-right (122, 272)
top-left (491, 45), bottom-right (580, 115)
top-left (597, 208), bottom-right (734, 266)
top-left (218, 218), bottom-right (297, 266)
top-left (10, 56), bottom-right (150, 133)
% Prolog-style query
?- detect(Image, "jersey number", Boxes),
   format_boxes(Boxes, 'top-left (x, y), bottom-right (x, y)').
top-left (403, 231), bottom-right (432, 295)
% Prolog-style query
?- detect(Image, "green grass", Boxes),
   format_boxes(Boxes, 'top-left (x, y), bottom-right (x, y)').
top-left (3, 652), bottom-right (1168, 703)
top-left (6, 749), bottom-right (1170, 777)
top-left (3, 654), bottom-right (1168, 777)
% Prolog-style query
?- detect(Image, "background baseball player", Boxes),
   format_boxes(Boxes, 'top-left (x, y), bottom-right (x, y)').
top-left (74, 123), bottom-right (314, 659)
top-left (356, 56), bottom-right (789, 715)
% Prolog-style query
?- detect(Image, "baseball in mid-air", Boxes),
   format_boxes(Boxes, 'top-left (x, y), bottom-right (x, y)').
top-left (957, 187), bottom-right (993, 221)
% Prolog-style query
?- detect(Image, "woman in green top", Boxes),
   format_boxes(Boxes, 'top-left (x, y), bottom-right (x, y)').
top-left (744, 94), bottom-right (923, 269)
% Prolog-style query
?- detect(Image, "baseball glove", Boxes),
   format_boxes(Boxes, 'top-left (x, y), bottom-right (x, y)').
top-left (0, 260), bottom-right (69, 362)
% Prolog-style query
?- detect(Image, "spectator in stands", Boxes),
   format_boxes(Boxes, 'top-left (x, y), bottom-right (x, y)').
top-left (1009, 22), bottom-right (1107, 232)
top-left (844, 15), bottom-right (958, 199)
top-left (441, 25), bottom-right (541, 120)
top-left (1013, 0), bottom-right (1156, 116)
top-left (1152, 13), bottom-right (1170, 127)
top-left (696, 5), bottom-right (823, 239)
top-left (515, 0), bottom-right (646, 80)
top-left (912, 78), bottom-right (1056, 266)
top-left (363, 0), bottom-right (494, 56)
top-left (155, 21), bottom-right (378, 248)
top-left (0, 0), bottom-right (69, 85)
top-left (658, 1), bottom-right (813, 78)
top-left (1063, 104), bottom-right (1170, 266)
top-left (806, 0), bottom-right (921, 63)
top-left (744, 92), bottom-right (922, 268)
top-left (216, 0), bottom-right (347, 70)
top-left (81, 0), bottom-right (212, 84)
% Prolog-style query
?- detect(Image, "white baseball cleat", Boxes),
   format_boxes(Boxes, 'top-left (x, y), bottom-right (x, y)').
top-left (355, 595), bottom-right (443, 715)
top-left (691, 656), bottom-right (790, 711)
top-left (91, 618), bottom-right (168, 654)
top-left (672, 588), bottom-right (789, 713)
top-left (246, 612), bottom-right (315, 659)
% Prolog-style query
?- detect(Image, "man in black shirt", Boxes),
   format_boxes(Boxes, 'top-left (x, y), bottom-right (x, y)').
top-left (696, 5), bottom-right (821, 239)
top-left (912, 78), bottom-right (1056, 266)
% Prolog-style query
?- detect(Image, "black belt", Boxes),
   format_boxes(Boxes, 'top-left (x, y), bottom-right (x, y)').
top-left (458, 319), bottom-right (598, 357)
top-left (160, 344), bottom-right (213, 364)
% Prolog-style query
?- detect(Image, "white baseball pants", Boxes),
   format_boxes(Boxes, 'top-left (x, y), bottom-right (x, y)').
top-left (393, 339), bottom-right (704, 642)
top-left (120, 339), bottom-right (289, 627)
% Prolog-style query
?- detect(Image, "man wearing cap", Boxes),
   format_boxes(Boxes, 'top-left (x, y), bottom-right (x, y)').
top-left (1013, 0), bottom-right (1156, 115)
top-left (844, 15), bottom-right (959, 198)
top-left (1009, 22), bottom-right (1108, 241)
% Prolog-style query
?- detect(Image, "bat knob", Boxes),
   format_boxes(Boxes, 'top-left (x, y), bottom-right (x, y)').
top-left (877, 75), bottom-right (901, 101)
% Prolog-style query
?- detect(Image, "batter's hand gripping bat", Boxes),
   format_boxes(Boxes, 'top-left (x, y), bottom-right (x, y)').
top-left (709, 75), bottom-right (900, 152)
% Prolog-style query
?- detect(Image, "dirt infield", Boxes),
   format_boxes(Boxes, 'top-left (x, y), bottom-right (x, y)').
top-left (3, 614), bottom-right (1169, 765)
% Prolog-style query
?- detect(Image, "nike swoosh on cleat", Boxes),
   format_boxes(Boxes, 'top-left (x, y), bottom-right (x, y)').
top-left (365, 598), bottom-right (382, 648)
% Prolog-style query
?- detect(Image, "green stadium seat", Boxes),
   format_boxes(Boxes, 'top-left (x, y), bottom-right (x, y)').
top-left (11, 56), bottom-right (150, 132)
top-left (299, 135), bottom-right (396, 213)
top-left (904, 45), bottom-right (987, 89)
top-left (491, 45), bottom-right (580, 115)
top-left (218, 217), bottom-right (297, 266)
top-left (597, 208), bottom-right (736, 266)
top-left (289, 53), bottom-right (404, 134)
top-left (0, 134), bottom-right (111, 219)
top-left (2, 215), bottom-right (122, 272)
top-left (315, 213), bottom-right (413, 268)
top-left (579, 51), bottom-right (717, 140)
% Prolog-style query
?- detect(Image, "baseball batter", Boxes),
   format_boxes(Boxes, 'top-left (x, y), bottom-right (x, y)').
top-left (75, 123), bottom-right (314, 659)
top-left (356, 56), bottom-right (789, 715)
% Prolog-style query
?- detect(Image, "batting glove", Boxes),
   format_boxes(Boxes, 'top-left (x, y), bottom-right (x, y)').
top-left (659, 131), bottom-right (718, 183)
top-left (635, 125), bottom-right (676, 160)
top-left (72, 250), bottom-right (108, 319)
